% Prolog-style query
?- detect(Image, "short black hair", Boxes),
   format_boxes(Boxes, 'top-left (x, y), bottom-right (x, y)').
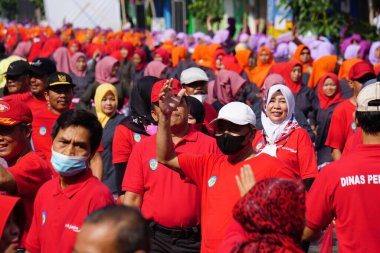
top-left (51, 110), bottom-right (102, 154)
top-left (356, 111), bottom-right (380, 134)
top-left (85, 205), bottom-right (151, 253)
top-left (354, 73), bottom-right (377, 84)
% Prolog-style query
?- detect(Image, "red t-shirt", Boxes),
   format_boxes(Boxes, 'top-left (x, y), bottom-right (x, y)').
top-left (252, 128), bottom-right (318, 180)
top-left (178, 152), bottom-right (292, 253)
top-left (307, 144), bottom-right (380, 252)
top-left (7, 152), bottom-right (52, 245)
top-left (5, 92), bottom-right (48, 116)
top-left (122, 130), bottom-right (220, 228)
top-left (112, 125), bottom-right (148, 164)
top-left (325, 99), bottom-right (356, 150)
top-left (342, 127), bottom-right (362, 157)
top-left (26, 169), bottom-right (114, 253)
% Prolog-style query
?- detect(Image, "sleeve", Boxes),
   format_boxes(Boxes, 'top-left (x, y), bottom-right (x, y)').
top-left (325, 107), bottom-right (345, 150)
top-left (178, 153), bottom-right (207, 188)
top-left (78, 82), bottom-right (96, 110)
top-left (297, 129), bottom-right (318, 179)
top-left (306, 168), bottom-right (335, 231)
top-left (112, 125), bottom-right (132, 164)
top-left (122, 143), bottom-right (145, 194)
top-left (89, 185), bottom-right (115, 210)
top-left (8, 158), bottom-right (51, 196)
top-left (25, 194), bottom-right (42, 253)
top-left (295, 108), bottom-right (315, 142)
top-left (217, 219), bottom-right (248, 253)
top-left (307, 89), bottom-right (317, 126)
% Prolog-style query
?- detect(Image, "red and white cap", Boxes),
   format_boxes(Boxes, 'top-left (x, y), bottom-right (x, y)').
top-left (0, 99), bottom-right (32, 126)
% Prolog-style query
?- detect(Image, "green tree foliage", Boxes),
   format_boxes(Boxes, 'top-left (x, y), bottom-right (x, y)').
top-left (188, 0), bottom-right (224, 23)
top-left (0, 0), bottom-right (18, 20)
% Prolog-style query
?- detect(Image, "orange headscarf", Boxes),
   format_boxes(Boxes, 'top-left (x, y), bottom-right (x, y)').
top-left (160, 40), bottom-right (175, 54)
top-left (293, 44), bottom-right (313, 73)
top-left (375, 62), bottom-right (380, 76)
top-left (308, 55), bottom-right (338, 89)
top-left (236, 49), bottom-right (254, 82)
top-left (338, 58), bottom-right (363, 80)
top-left (198, 44), bottom-right (222, 69)
top-left (172, 46), bottom-right (188, 67)
top-left (250, 47), bottom-right (275, 88)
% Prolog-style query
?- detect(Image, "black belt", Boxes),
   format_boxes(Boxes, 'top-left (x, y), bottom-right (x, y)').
top-left (149, 221), bottom-right (200, 239)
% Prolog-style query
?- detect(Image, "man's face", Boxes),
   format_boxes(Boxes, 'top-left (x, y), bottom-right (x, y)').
top-left (52, 125), bottom-right (91, 158)
top-left (44, 86), bottom-right (73, 114)
top-left (6, 75), bottom-right (29, 94)
top-left (73, 223), bottom-right (118, 253)
top-left (0, 124), bottom-right (30, 162)
top-left (183, 81), bottom-right (207, 95)
top-left (29, 73), bottom-right (48, 96)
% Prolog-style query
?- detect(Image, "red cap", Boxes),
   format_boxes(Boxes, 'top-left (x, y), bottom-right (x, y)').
top-left (348, 61), bottom-right (374, 80)
top-left (151, 79), bottom-right (182, 103)
top-left (0, 99), bottom-right (32, 126)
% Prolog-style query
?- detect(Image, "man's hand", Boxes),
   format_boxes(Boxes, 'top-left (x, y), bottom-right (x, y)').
top-left (236, 164), bottom-right (256, 197)
top-left (158, 78), bottom-right (186, 116)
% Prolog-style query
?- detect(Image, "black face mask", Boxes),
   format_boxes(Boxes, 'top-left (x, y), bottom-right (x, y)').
top-left (215, 133), bottom-right (246, 155)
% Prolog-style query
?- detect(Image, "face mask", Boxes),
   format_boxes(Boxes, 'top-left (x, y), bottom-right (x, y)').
top-left (215, 133), bottom-right (247, 155)
top-left (51, 149), bottom-right (89, 177)
top-left (146, 124), bottom-right (158, 135)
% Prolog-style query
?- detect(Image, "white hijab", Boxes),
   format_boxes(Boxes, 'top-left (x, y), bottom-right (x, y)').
top-left (260, 84), bottom-right (296, 157)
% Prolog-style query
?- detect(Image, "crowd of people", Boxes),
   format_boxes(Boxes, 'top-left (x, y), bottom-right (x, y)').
top-left (0, 21), bottom-right (380, 253)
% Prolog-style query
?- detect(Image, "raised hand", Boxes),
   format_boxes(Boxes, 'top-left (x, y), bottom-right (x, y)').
top-left (236, 164), bottom-right (256, 197)
top-left (158, 78), bottom-right (186, 116)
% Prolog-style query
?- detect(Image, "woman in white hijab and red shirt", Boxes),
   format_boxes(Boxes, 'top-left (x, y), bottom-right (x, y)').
top-left (252, 84), bottom-right (318, 190)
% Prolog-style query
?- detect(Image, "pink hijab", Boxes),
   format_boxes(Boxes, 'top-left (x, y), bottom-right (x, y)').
top-left (52, 47), bottom-right (72, 73)
top-left (70, 52), bottom-right (87, 77)
top-left (143, 60), bottom-right (167, 78)
top-left (95, 56), bottom-right (119, 84)
top-left (12, 41), bottom-right (32, 58)
top-left (213, 69), bottom-right (247, 105)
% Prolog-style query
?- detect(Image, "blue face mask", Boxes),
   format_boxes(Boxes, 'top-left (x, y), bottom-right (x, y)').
top-left (51, 149), bottom-right (89, 177)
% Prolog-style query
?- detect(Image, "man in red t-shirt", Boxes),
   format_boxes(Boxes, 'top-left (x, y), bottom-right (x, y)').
top-left (304, 81), bottom-right (380, 252)
top-left (156, 80), bottom-right (292, 253)
top-left (122, 79), bottom-right (220, 252)
top-left (26, 110), bottom-right (114, 253)
top-left (325, 61), bottom-right (376, 160)
top-left (0, 99), bottom-right (52, 248)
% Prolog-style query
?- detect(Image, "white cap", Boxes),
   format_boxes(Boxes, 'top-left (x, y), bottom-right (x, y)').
top-left (357, 81), bottom-right (380, 112)
top-left (180, 67), bottom-right (209, 85)
top-left (210, 102), bottom-right (256, 127)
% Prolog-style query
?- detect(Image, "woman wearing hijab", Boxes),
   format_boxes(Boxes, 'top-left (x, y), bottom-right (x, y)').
top-left (293, 44), bottom-right (313, 84)
top-left (69, 52), bottom-right (95, 103)
top-left (337, 58), bottom-right (362, 99)
top-left (211, 48), bottom-right (227, 74)
top-left (308, 55), bottom-right (338, 89)
top-left (112, 76), bottom-right (159, 197)
top-left (94, 83), bottom-right (125, 196)
top-left (369, 41), bottom-right (380, 66)
top-left (314, 73), bottom-right (343, 167)
top-left (132, 48), bottom-right (147, 82)
top-left (79, 56), bottom-right (126, 111)
top-left (52, 47), bottom-right (72, 73)
top-left (153, 48), bottom-right (170, 66)
top-left (228, 178), bottom-right (305, 253)
top-left (0, 195), bottom-right (24, 253)
top-left (143, 60), bottom-right (167, 79)
top-left (210, 69), bottom-right (247, 112)
top-left (236, 49), bottom-right (255, 82)
top-left (250, 46), bottom-right (275, 88)
top-left (67, 39), bottom-right (81, 55)
top-left (252, 85), bottom-right (318, 190)
top-left (344, 44), bottom-right (361, 60)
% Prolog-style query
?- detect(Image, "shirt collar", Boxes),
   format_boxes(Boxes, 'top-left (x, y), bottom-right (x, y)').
top-left (53, 169), bottom-right (93, 199)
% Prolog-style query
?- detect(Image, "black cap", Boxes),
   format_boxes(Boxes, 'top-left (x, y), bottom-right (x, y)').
top-left (29, 58), bottom-right (56, 76)
top-left (6, 60), bottom-right (29, 77)
top-left (47, 72), bottom-right (75, 89)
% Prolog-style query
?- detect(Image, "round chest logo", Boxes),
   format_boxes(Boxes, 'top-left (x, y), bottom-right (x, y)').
top-left (149, 159), bottom-right (158, 171)
top-left (0, 101), bottom-right (10, 112)
top-left (208, 176), bottom-right (217, 188)
top-left (256, 142), bottom-right (264, 151)
top-left (133, 133), bottom-right (142, 143)
top-left (39, 126), bottom-right (47, 136)
top-left (351, 122), bottom-right (357, 132)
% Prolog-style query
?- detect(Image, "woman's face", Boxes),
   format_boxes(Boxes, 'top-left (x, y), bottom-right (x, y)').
top-left (375, 46), bottom-right (380, 59)
top-left (259, 50), bottom-right (270, 64)
top-left (266, 91), bottom-right (288, 124)
top-left (290, 65), bottom-right (302, 83)
top-left (70, 43), bottom-right (79, 54)
top-left (0, 212), bottom-right (20, 253)
top-left (215, 55), bottom-right (223, 69)
top-left (133, 53), bottom-right (141, 66)
top-left (300, 48), bottom-right (311, 63)
top-left (322, 77), bottom-right (337, 97)
top-left (248, 54), bottom-right (255, 68)
top-left (154, 54), bottom-right (163, 62)
top-left (101, 92), bottom-right (117, 116)
top-left (111, 62), bottom-right (120, 77)
top-left (76, 57), bottom-right (87, 71)
top-left (188, 114), bottom-right (197, 124)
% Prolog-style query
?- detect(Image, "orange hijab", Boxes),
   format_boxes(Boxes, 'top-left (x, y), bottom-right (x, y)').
top-left (338, 58), bottom-right (363, 80)
top-left (198, 43), bottom-right (222, 69)
top-left (293, 44), bottom-right (313, 73)
top-left (308, 55), bottom-right (337, 89)
top-left (250, 47), bottom-right (275, 88)
top-left (375, 62), bottom-right (380, 76)
top-left (172, 46), bottom-right (188, 67)
top-left (236, 49), bottom-right (254, 82)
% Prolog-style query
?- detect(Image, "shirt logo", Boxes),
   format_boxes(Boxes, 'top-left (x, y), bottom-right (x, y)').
top-left (39, 126), bottom-right (47, 136)
top-left (208, 176), bottom-right (217, 188)
top-left (64, 223), bottom-right (80, 233)
top-left (351, 122), bottom-right (357, 132)
top-left (0, 101), bottom-right (10, 112)
top-left (149, 159), bottom-right (158, 171)
top-left (256, 142), bottom-right (263, 151)
top-left (133, 133), bottom-right (142, 143)
top-left (42, 211), bottom-right (46, 225)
